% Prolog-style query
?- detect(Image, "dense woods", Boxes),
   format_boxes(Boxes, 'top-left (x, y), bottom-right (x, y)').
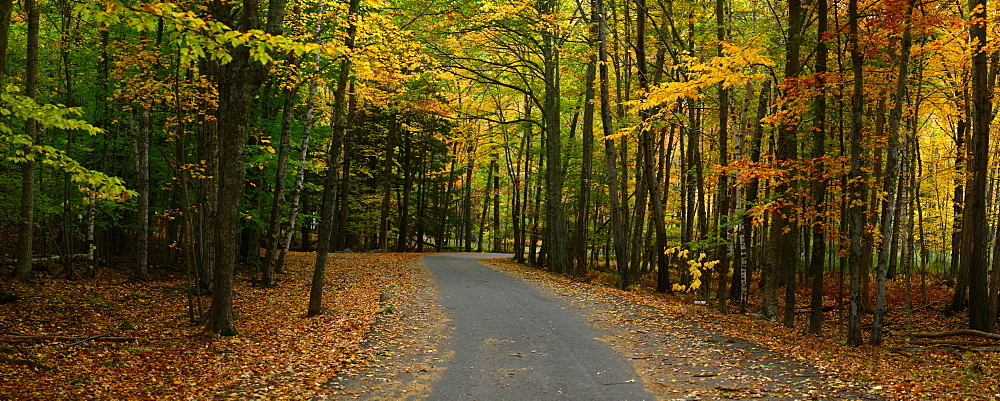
top-left (3, 0), bottom-right (1000, 348)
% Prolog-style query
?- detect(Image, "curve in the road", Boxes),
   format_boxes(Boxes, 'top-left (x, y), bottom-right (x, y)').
top-left (424, 253), bottom-right (651, 401)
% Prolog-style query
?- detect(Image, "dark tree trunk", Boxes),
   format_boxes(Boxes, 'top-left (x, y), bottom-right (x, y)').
top-left (262, 76), bottom-right (299, 286)
top-left (950, 119), bottom-right (967, 312)
top-left (966, 0), bottom-right (992, 331)
top-left (397, 133), bottom-right (414, 252)
top-left (0, 0), bottom-right (12, 80)
top-left (596, 0), bottom-right (627, 286)
top-left (462, 147), bottom-right (475, 252)
top-left (379, 117), bottom-right (399, 251)
top-left (730, 81), bottom-right (769, 311)
top-left (493, 172), bottom-right (501, 252)
top-left (308, 0), bottom-right (359, 317)
top-left (871, 0), bottom-right (915, 345)
top-left (335, 92), bottom-right (355, 251)
top-left (809, 0), bottom-right (830, 335)
top-left (540, 0), bottom-right (570, 274)
top-left (134, 106), bottom-right (151, 282)
top-left (713, 0), bottom-right (730, 311)
top-left (14, 0), bottom-right (39, 283)
top-left (477, 157), bottom-right (496, 253)
top-left (573, 3), bottom-right (598, 275)
top-left (203, 0), bottom-right (287, 335)
top-left (778, 0), bottom-right (803, 327)
top-left (847, 0), bottom-right (865, 346)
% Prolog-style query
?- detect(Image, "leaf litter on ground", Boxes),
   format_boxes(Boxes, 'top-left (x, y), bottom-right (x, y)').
top-left (1, 252), bottom-right (423, 400)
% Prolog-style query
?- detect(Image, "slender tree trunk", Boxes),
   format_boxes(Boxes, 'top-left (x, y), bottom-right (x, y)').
top-left (731, 81), bottom-right (769, 310)
top-left (493, 171), bottom-right (501, 252)
top-left (0, 0), bottom-right (13, 80)
top-left (308, 0), bottom-right (359, 317)
top-left (134, 106), bottom-right (151, 281)
top-left (809, 0), bottom-right (830, 334)
top-left (771, 0), bottom-right (803, 327)
top-left (950, 118), bottom-right (967, 312)
top-left (398, 134), bottom-right (414, 252)
top-left (713, 0), bottom-right (730, 311)
top-left (415, 152), bottom-right (427, 252)
top-left (847, 0), bottom-right (865, 345)
top-left (871, 0), bottom-right (915, 344)
top-left (541, 0), bottom-right (569, 274)
top-left (335, 94), bottom-right (354, 251)
top-left (0, 0), bottom-right (16, 291)
top-left (573, 4), bottom-right (598, 275)
top-left (529, 146), bottom-right (543, 266)
top-left (596, 0), bottom-right (627, 286)
top-left (262, 76), bottom-right (299, 286)
top-left (477, 157), bottom-right (495, 253)
top-left (462, 145), bottom-right (476, 252)
top-left (379, 117), bottom-right (399, 251)
top-left (440, 142), bottom-right (459, 251)
top-left (14, 0), bottom-right (39, 282)
top-left (277, 65), bottom-right (320, 271)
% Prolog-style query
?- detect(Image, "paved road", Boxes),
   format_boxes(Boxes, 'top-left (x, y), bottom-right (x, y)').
top-left (423, 253), bottom-right (651, 400)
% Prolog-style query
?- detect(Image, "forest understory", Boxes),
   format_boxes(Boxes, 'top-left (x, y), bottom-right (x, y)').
top-left (1, 252), bottom-right (997, 400)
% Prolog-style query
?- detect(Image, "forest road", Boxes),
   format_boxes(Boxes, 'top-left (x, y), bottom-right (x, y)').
top-left (422, 253), bottom-right (652, 401)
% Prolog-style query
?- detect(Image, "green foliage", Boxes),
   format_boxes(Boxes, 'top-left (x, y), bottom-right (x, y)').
top-left (79, 1), bottom-right (326, 65)
top-left (0, 85), bottom-right (133, 202)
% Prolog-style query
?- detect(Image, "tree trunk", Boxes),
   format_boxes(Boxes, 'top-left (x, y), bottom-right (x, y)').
top-left (493, 171), bottom-right (501, 252)
top-left (541, 0), bottom-right (569, 274)
top-left (966, 0), bottom-right (993, 331)
top-left (379, 117), bottom-right (399, 251)
top-left (950, 117), bottom-right (967, 312)
top-left (477, 156), bottom-right (495, 253)
top-left (133, 106), bottom-right (151, 282)
top-left (809, 0), bottom-right (830, 335)
top-left (261, 76), bottom-right (299, 286)
top-left (0, 0), bottom-right (13, 80)
top-left (397, 133), bottom-right (414, 252)
top-left (871, 0), bottom-right (915, 344)
top-left (14, 0), bottom-right (39, 283)
top-left (205, 0), bottom-right (288, 335)
top-left (847, 0), bottom-right (865, 346)
top-left (713, 0), bottom-right (730, 311)
top-left (731, 81), bottom-right (769, 311)
top-left (277, 63), bottom-right (320, 270)
top-left (771, 0), bottom-right (803, 327)
top-left (308, 0), bottom-right (359, 317)
top-left (573, 4), bottom-right (598, 275)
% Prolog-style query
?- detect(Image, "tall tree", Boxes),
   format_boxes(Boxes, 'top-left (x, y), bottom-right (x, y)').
top-left (573, 2), bottom-right (598, 276)
top-left (965, 0), bottom-right (992, 331)
top-left (14, 0), bottom-right (39, 283)
top-left (808, 0), bottom-right (830, 335)
top-left (540, 0), bottom-right (570, 274)
top-left (713, 0), bottom-right (731, 312)
top-left (205, 0), bottom-right (288, 335)
top-left (597, 0), bottom-right (628, 288)
top-left (871, 0), bottom-right (917, 345)
top-left (847, 0), bottom-right (865, 346)
top-left (309, 0), bottom-right (361, 317)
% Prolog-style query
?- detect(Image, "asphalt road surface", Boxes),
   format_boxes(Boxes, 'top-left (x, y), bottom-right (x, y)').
top-left (422, 253), bottom-right (651, 400)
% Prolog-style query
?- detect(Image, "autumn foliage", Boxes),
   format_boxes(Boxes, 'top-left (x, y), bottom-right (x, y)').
top-left (1, 252), bottom-right (422, 399)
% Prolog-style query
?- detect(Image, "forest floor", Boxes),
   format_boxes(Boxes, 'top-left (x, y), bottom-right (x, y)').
top-left (2, 252), bottom-right (998, 400)
top-left (0, 251), bottom-right (425, 400)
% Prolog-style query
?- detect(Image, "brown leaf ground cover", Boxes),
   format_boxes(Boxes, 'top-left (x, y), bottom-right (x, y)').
top-left (0, 252), bottom-right (423, 400)
top-left (482, 258), bottom-right (1000, 400)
